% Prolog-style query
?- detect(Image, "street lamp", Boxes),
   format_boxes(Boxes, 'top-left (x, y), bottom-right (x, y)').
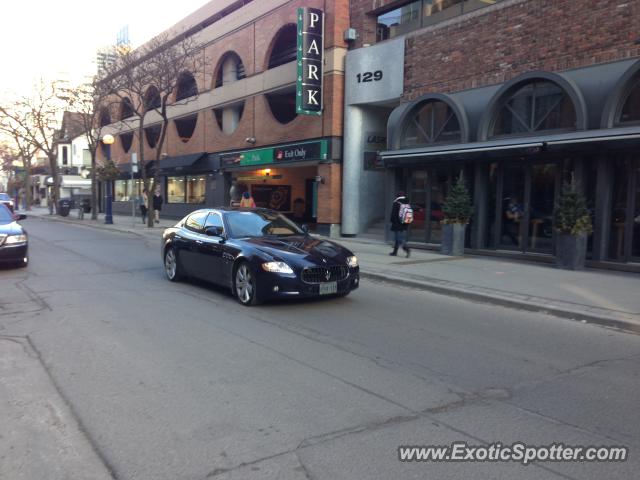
top-left (102, 134), bottom-right (115, 224)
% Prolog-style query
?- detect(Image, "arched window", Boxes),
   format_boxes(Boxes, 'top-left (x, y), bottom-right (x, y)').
top-left (215, 52), bottom-right (246, 88)
top-left (176, 72), bottom-right (198, 101)
top-left (491, 80), bottom-right (576, 137)
top-left (120, 97), bottom-right (134, 120)
top-left (120, 132), bottom-right (133, 153)
top-left (267, 24), bottom-right (297, 69)
top-left (144, 86), bottom-right (161, 111)
top-left (174, 114), bottom-right (198, 143)
top-left (145, 125), bottom-right (161, 149)
top-left (618, 76), bottom-right (640, 125)
top-left (401, 100), bottom-right (461, 148)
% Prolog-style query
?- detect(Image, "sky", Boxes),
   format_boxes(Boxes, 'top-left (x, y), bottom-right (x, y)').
top-left (0, 0), bottom-right (212, 101)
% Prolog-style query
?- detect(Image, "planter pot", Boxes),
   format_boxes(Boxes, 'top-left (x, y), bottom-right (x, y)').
top-left (441, 223), bottom-right (466, 256)
top-left (556, 233), bottom-right (587, 270)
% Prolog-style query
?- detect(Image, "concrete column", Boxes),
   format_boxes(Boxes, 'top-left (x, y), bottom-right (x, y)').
top-left (222, 56), bottom-right (240, 135)
top-left (342, 105), bottom-right (364, 235)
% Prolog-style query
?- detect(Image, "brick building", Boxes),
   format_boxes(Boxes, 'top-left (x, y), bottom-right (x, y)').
top-left (344, 0), bottom-right (640, 268)
top-left (99, 0), bottom-right (349, 236)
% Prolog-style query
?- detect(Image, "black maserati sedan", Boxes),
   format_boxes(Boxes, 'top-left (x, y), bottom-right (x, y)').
top-left (0, 204), bottom-right (28, 268)
top-left (161, 208), bottom-right (359, 305)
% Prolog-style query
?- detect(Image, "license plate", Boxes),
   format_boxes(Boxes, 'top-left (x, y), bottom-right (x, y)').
top-left (319, 282), bottom-right (337, 295)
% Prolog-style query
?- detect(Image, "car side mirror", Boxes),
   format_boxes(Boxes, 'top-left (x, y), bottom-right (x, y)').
top-left (301, 224), bottom-right (309, 235)
top-left (15, 214), bottom-right (27, 221)
top-left (205, 226), bottom-right (223, 237)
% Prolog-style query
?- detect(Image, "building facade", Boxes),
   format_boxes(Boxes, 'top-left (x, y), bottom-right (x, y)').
top-left (99, 0), bottom-right (349, 236)
top-left (345, 0), bottom-right (640, 268)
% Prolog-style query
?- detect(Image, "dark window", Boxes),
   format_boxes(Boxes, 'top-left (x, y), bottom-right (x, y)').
top-left (62, 146), bottom-right (68, 165)
top-left (265, 86), bottom-right (297, 124)
top-left (215, 52), bottom-right (246, 88)
top-left (268, 24), bottom-right (297, 69)
top-left (185, 211), bottom-right (208, 232)
top-left (121, 132), bottom-right (133, 153)
top-left (401, 100), bottom-right (461, 148)
top-left (99, 108), bottom-right (111, 127)
top-left (491, 81), bottom-right (576, 138)
top-left (120, 97), bottom-right (134, 119)
top-left (176, 72), bottom-right (198, 101)
top-left (144, 86), bottom-right (161, 111)
top-left (376, 0), bottom-right (500, 42)
top-left (619, 76), bottom-right (640, 124)
top-left (145, 125), bottom-right (161, 148)
top-left (174, 114), bottom-right (198, 143)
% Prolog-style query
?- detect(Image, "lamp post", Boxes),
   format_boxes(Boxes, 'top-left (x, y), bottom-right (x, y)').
top-left (102, 134), bottom-right (115, 224)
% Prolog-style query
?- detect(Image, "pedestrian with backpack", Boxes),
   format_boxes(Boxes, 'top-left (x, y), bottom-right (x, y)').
top-left (390, 191), bottom-right (412, 257)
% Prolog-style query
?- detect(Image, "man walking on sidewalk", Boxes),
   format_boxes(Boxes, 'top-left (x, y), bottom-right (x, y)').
top-left (390, 191), bottom-right (411, 258)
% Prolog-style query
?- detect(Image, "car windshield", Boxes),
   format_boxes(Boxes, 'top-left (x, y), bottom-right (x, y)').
top-left (0, 205), bottom-right (13, 223)
top-left (225, 210), bottom-right (303, 238)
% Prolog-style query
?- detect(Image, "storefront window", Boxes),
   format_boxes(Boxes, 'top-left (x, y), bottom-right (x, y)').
top-left (167, 176), bottom-right (206, 204)
top-left (608, 158), bottom-right (629, 261)
top-left (492, 81), bottom-right (576, 137)
top-left (167, 176), bottom-right (186, 204)
top-left (186, 176), bottom-right (206, 204)
top-left (114, 180), bottom-right (128, 201)
top-left (632, 162), bottom-right (640, 260)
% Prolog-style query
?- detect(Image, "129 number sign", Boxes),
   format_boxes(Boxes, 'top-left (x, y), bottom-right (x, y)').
top-left (356, 70), bottom-right (383, 83)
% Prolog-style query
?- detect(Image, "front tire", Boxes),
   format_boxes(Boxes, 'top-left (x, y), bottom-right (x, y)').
top-left (164, 247), bottom-right (183, 282)
top-left (234, 261), bottom-right (260, 306)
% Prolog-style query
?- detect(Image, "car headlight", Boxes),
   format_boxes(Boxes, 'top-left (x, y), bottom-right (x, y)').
top-left (5, 234), bottom-right (27, 245)
top-left (261, 261), bottom-right (294, 274)
top-left (347, 255), bottom-right (358, 268)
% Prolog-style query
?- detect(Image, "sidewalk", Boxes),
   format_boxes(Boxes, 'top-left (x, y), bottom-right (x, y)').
top-left (23, 207), bottom-right (640, 333)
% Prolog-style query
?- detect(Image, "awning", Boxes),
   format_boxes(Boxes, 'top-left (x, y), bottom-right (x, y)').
top-left (60, 175), bottom-right (91, 188)
top-left (381, 126), bottom-right (640, 166)
top-left (158, 153), bottom-right (207, 173)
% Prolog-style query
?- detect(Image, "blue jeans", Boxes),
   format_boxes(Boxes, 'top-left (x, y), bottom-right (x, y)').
top-left (394, 230), bottom-right (407, 249)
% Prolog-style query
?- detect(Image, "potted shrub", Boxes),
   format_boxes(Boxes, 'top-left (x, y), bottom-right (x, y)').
top-left (441, 172), bottom-right (473, 256)
top-left (554, 176), bottom-right (592, 270)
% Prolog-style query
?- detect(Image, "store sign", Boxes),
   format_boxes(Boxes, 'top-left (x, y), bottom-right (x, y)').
top-left (363, 132), bottom-right (386, 171)
top-left (296, 7), bottom-right (324, 116)
top-left (345, 38), bottom-right (404, 106)
top-left (274, 140), bottom-right (327, 162)
top-left (221, 140), bottom-right (329, 169)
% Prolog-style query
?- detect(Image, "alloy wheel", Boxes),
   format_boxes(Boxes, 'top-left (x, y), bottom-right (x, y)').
top-left (235, 263), bottom-right (256, 305)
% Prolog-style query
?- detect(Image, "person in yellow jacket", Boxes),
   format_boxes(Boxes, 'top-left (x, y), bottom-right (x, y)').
top-left (240, 191), bottom-right (256, 208)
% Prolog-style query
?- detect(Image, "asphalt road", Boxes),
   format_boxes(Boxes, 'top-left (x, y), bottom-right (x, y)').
top-left (1, 217), bottom-right (639, 480)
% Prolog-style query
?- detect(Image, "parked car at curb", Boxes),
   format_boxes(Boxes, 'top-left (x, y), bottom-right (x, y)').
top-left (0, 193), bottom-right (14, 213)
top-left (0, 204), bottom-right (28, 268)
top-left (161, 208), bottom-right (359, 305)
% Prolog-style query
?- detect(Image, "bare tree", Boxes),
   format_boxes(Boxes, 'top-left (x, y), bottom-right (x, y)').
top-left (0, 111), bottom-right (38, 210)
top-left (100, 32), bottom-right (206, 226)
top-left (61, 78), bottom-right (116, 219)
top-left (0, 80), bottom-right (64, 213)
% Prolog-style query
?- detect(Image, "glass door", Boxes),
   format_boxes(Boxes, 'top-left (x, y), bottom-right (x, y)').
top-left (494, 161), bottom-right (558, 253)
top-left (408, 170), bottom-right (427, 242)
top-left (610, 157), bottom-right (640, 262)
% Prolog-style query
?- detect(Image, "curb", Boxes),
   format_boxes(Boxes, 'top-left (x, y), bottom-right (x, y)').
top-left (360, 271), bottom-right (640, 335)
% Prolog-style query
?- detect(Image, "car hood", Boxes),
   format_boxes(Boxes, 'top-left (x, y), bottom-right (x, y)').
top-left (243, 235), bottom-right (353, 265)
top-left (0, 222), bottom-right (24, 236)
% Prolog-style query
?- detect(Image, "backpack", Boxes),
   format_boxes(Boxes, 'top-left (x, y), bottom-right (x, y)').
top-left (398, 202), bottom-right (414, 224)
